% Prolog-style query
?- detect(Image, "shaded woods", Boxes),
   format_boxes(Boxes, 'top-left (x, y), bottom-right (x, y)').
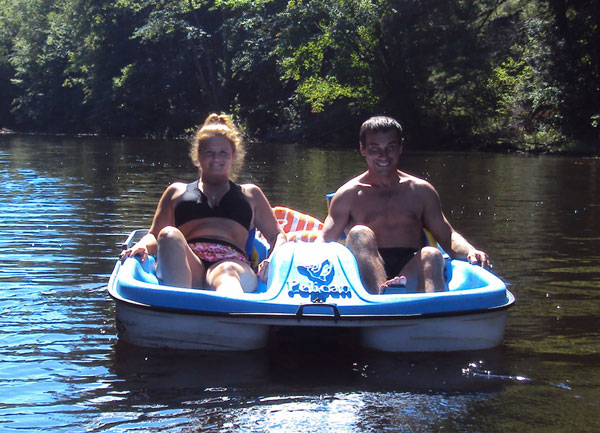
top-left (1, 0), bottom-right (598, 152)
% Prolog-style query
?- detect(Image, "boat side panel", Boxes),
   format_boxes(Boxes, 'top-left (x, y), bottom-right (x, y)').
top-left (115, 301), bottom-right (270, 350)
top-left (359, 309), bottom-right (509, 352)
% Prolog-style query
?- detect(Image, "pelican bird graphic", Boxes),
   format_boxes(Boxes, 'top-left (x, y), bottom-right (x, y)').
top-left (297, 259), bottom-right (335, 285)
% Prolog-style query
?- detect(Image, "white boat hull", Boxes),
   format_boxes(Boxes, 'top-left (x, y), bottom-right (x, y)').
top-left (113, 295), bottom-right (513, 352)
top-left (358, 309), bottom-right (509, 352)
top-left (114, 302), bottom-right (270, 351)
top-left (108, 234), bottom-right (514, 352)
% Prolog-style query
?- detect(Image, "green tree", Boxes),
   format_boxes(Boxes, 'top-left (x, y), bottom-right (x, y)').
top-left (1, 0), bottom-right (598, 151)
top-left (482, 0), bottom-right (599, 151)
top-left (5, 0), bottom-right (85, 131)
top-left (0, 0), bottom-right (18, 128)
top-left (545, 0), bottom-right (600, 148)
top-left (275, 0), bottom-right (513, 145)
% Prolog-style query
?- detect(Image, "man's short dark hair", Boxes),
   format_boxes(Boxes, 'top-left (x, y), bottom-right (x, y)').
top-left (359, 116), bottom-right (404, 146)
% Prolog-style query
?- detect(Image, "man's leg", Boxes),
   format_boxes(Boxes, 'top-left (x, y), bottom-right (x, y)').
top-left (345, 225), bottom-right (387, 294)
top-left (402, 246), bottom-right (446, 292)
top-left (419, 246), bottom-right (446, 292)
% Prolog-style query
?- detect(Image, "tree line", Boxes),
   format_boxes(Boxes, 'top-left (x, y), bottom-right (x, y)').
top-left (1, 0), bottom-right (598, 152)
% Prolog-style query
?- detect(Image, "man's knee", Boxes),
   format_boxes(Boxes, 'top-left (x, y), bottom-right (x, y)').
top-left (419, 246), bottom-right (444, 267)
top-left (347, 225), bottom-right (375, 240)
top-left (346, 225), bottom-right (377, 252)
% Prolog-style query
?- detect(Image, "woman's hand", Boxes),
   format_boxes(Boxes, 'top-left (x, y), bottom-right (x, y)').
top-left (119, 244), bottom-right (149, 263)
top-left (257, 259), bottom-right (270, 282)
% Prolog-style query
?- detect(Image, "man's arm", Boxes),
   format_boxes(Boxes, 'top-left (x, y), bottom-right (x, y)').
top-left (321, 188), bottom-right (352, 242)
top-left (421, 183), bottom-right (490, 267)
top-left (448, 231), bottom-right (489, 267)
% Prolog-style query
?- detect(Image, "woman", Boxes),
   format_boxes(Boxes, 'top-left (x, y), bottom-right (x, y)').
top-left (120, 113), bottom-right (286, 294)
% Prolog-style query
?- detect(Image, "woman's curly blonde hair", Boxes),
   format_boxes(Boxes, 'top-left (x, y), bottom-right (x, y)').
top-left (190, 113), bottom-right (246, 178)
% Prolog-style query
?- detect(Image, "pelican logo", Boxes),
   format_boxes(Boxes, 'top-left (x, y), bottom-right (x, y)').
top-left (297, 260), bottom-right (335, 285)
top-left (287, 259), bottom-right (351, 302)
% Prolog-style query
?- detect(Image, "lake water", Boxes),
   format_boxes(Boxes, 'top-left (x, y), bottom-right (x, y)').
top-left (1, 135), bottom-right (599, 432)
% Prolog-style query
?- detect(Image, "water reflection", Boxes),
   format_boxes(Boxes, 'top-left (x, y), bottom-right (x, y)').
top-left (103, 340), bottom-right (508, 432)
top-left (1, 135), bottom-right (599, 431)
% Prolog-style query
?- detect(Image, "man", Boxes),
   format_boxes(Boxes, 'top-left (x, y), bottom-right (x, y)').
top-left (321, 116), bottom-right (489, 294)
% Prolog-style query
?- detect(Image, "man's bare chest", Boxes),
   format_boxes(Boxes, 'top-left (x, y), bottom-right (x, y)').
top-left (351, 189), bottom-right (421, 226)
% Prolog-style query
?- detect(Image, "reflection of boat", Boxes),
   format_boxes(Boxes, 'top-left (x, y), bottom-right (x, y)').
top-left (109, 339), bottom-right (506, 397)
top-left (107, 221), bottom-right (514, 352)
top-left (110, 340), bottom-right (271, 391)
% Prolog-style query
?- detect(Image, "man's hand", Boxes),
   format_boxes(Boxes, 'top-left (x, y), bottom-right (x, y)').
top-left (467, 249), bottom-right (490, 268)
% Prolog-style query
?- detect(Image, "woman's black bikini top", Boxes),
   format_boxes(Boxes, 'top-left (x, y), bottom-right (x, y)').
top-left (174, 180), bottom-right (253, 230)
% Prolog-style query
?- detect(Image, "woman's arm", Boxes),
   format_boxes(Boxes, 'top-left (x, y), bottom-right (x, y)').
top-left (120, 183), bottom-right (180, 262)
top-left (244, 184), bottom-right (287, 280)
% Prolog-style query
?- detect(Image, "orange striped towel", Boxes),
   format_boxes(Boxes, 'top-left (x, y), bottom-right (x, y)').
top-left (272, 206), bottom-right (323, 242)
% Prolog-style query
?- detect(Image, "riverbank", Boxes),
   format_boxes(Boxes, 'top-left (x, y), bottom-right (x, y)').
top-left (477, 137), bottom-right (600, 156)
top-left (2, 127), bottom-right (598, 156)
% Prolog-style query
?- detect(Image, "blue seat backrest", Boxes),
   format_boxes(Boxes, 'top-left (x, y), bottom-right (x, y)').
top-left (245, 227), bottom-right (257, 258)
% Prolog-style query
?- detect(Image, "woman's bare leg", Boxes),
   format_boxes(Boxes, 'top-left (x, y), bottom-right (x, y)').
top-left (206, 260), bottom-right (258, 295)
top-left (156, 226), bottom-right (205, 288)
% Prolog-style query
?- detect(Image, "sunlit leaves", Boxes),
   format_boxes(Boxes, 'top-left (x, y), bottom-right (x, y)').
top-left (296, 76), bottom-right (371, 113)
top-left (276, 0), bottom-right (380, 116)
top-left (0, 0), bottom-right (598, 149)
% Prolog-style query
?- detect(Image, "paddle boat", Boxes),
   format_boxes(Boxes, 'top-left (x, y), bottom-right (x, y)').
top-left (107, 208), bottom-right (514, 352)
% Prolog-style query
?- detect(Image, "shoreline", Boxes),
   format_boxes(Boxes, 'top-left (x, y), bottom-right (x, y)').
top-left (1, 127), bottom-right (597, 156)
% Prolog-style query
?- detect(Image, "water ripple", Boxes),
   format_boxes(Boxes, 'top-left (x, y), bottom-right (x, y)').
top-left (1, 137), bottom-right (600, 432)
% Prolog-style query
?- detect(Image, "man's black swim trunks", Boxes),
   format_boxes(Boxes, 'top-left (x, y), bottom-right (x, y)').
top-left (378, 247), bottom-right (419, 279)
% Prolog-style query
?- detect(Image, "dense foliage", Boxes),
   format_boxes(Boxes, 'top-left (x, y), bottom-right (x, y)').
top-left (0, 0), bottom-right (598, 151)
